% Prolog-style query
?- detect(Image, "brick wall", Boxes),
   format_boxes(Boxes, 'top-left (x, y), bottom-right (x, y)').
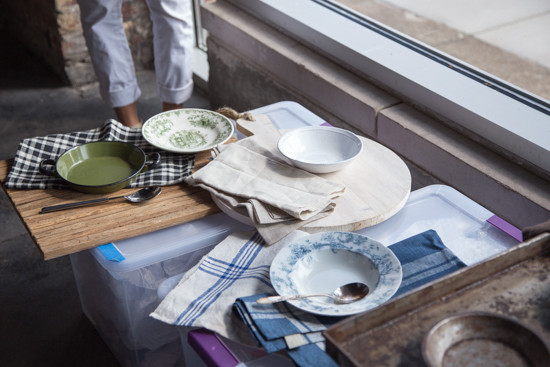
top-left (2, 0), bottom-right (154, 87)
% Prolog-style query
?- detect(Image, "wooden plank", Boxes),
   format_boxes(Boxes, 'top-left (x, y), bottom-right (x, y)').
top-left (0, 138), bottom-right (236, 260)
top-left (0, 159), bottom-right (13, 179)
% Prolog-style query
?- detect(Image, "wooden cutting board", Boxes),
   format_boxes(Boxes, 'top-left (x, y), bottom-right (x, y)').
top-left (212, 115), bottom-right (412, 233)
top-left (0, 139), bottom-right (235, 260)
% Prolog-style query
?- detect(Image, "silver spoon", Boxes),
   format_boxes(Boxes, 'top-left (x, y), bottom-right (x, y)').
top-left (256, 282), bottom-right (369, 305)
top-left (40, 186), bottom-right (162, 213)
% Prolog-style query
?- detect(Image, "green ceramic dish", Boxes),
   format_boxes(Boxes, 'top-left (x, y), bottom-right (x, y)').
top-left (39, 141), bottom-right (161, 194)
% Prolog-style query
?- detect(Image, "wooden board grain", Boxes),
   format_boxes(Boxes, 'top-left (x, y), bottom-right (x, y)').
top-left (0, 139), bottom-right (236, 260)
top-left (215, 115), bottom-right (412, 233)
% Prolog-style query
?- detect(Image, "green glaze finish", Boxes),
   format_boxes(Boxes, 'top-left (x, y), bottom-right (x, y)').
top-left (41, 141), bottom-right (161, 194)
top-left (65, 157), bottom-right (137, 186)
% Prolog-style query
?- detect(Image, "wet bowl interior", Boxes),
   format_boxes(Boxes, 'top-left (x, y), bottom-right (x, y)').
top-left (422, 312), bottom-right (550, 367)
top-left (277, 126), bottom-right (363, 174)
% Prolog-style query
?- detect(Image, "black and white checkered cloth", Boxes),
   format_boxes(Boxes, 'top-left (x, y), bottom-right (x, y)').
top-left (5, 119), bottom-right (195, 190)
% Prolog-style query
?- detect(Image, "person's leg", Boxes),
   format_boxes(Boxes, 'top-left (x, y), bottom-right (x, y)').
top-left (162, 102), bottom-right (183, 112)
top-left (77, 0), bottom-right (142, 127)
top-left (114, 102), bottom-right (141, 128)
top-left (146, 0), bottom-right (194, 108)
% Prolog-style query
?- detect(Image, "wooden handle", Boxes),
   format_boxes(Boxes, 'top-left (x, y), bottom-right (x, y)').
top-left (236, 114), bottom-right (281, 138)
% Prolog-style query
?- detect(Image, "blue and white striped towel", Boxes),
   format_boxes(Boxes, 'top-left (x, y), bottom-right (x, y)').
top-left (150, 230), bottom-right (311, 343)
top-left (233, 230), bottom-right (466, 367)
top-left (151, 229), bottom-right (465, 367)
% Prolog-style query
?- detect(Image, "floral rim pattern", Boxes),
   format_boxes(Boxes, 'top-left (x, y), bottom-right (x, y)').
top-left (270, 232), bottom-right (402, 316)
top-left (142, 109), bottom-right (234, 153)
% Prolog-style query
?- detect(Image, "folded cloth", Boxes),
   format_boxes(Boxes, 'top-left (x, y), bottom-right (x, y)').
top-left (190, 183), bottom-right (336, 245)
top-left (233, 229), bottom-right (466, 367)
top-left (184, 136), bottom-right (345, 244)
top-left (150, 230), bottom-right (311, 343)
top-left (233, 295), bottom-right (340, 367)
top-left (190, 143), bottom-right (344, 220)
top-left (5, 119), bottom-right (195, 189)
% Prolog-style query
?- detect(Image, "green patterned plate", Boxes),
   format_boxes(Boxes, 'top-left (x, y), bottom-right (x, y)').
top-left (142, 109), bottom-right (234, 153)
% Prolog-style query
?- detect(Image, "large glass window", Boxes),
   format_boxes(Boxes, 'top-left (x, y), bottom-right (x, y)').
top-left (191, 0), bottom-right (216, 84)
top-left (336, 0), bottom-right (550, 102)
top-left (221, 0), bottom-right (550, 174)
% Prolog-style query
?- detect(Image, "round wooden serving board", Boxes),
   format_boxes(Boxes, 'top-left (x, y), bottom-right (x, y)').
top-left (212, 116), bottom-right (412, 233)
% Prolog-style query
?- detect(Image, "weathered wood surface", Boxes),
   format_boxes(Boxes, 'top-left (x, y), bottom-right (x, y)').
top-left (324, 233), bottom-right (550, 367)
top-left (216, 115), bottom-right (412, 233)
top-left (0, 139), bottom-right (237, 260)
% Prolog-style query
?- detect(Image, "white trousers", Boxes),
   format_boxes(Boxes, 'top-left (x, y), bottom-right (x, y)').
top-left (78, 0), bottom-right (194, 107)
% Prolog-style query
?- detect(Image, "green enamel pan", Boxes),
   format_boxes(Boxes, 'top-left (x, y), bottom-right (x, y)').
top-left (39, 141), bottom-right (161, 194)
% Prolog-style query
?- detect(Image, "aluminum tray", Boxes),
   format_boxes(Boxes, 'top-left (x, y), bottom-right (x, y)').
top-left (324, 233), bottom-right (550, 366)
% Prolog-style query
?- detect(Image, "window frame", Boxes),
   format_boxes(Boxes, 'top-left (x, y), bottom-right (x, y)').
top-left (224, 0), bottom-right (550, 173)
top-left (191, 0), bottom-right (209, 84)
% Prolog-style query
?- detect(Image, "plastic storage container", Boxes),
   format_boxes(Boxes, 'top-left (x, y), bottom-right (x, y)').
top-left (156, 278), bottom-right (295, 367)
top-left (354, 184), bottom-right (520, 266)
top-left (187, 328), bottom-right (294, 367)
top-left (71, 101), bottom-right (521, 367)
top-left (156, 101), bottom-right (520, 367)
top-left (234, 101), bottom-right (324, 140)
top-left (158, 185), bottom-right (520, 367)
top-left (69, 101), bottom-right (319, 367)
top-left (70, 213), bottom-right (253, 367)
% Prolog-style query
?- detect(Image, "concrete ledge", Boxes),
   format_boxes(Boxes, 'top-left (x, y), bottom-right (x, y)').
top-left (379, 104), bottom-right (550, 227)
top-left (202, 1), bottom-right (399, 138)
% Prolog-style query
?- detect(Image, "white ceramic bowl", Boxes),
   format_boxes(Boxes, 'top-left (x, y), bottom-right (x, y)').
top-left (277, 126), bottom-right (363, 173)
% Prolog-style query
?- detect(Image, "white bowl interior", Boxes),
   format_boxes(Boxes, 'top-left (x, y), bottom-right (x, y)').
top-left (289, 248), bottom-right (380, 301)
top-left (279, 128), bottom-right (362, 164)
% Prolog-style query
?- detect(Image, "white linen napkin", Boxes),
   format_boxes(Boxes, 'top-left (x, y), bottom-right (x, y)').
top-left (184, 130), bottom-right (345, 244)
top-left (189, 182), bottom-right (336, 245)
top-left (150, 230), bottom-right (310, 344)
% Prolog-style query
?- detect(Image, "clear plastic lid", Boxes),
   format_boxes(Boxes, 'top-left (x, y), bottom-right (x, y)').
top-left (356, 185), bottom-right (519, 265)
top-left (90, 212), bottom-right (253, 273)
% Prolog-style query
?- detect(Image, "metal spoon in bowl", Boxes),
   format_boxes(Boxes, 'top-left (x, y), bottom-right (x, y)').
top-left (256, 282), bottom-right (369, 305)
top-left (40, 186), bottom-right (162, 213)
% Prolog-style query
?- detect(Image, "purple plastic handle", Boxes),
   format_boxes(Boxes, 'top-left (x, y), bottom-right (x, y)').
top-left (188, 328), bottom-right (240, 367)
top-left (487, 215), bottom-right (523, 242)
